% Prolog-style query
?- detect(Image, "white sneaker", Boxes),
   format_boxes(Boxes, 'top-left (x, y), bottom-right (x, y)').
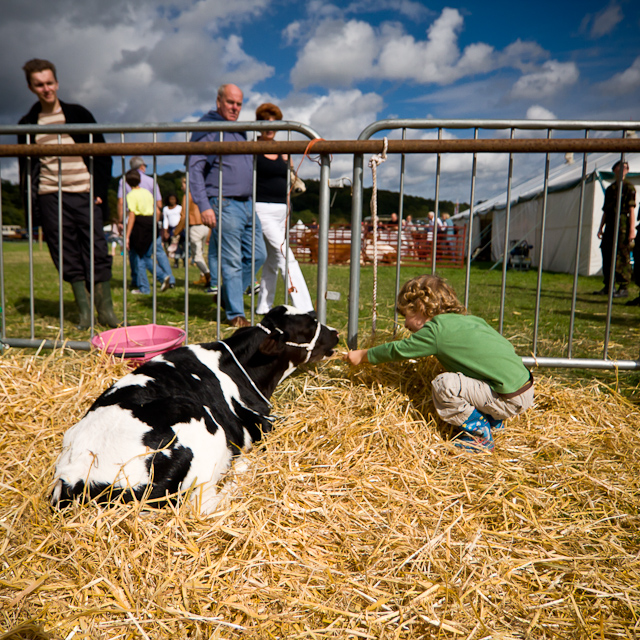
top-left (160, 276), bottom-right (171, 292)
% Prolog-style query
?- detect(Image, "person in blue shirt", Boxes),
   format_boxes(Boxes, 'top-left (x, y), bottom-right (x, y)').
top-left (188, 84), bottom-right (266, 328)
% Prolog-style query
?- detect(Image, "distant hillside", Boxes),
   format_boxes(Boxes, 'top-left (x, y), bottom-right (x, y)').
top-left (291, 179), bottom-right (467, 226)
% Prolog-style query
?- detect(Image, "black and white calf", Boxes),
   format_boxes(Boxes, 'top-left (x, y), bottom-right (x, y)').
top-left (51, 306), bottom-right (339, 514)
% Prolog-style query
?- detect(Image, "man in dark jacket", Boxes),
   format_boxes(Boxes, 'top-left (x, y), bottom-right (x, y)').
top-left (188, 83), bottom-right (266, 328)
top-left (17, 58), bottom-right (118, 328)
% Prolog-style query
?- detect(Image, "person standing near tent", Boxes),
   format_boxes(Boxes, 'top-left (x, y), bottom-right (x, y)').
top-left (627, 172), bottom-right (640, 306)
top-left (629, 232), bottom-right (640, 306)
top-left (595, 160), bottom-right (636, 298)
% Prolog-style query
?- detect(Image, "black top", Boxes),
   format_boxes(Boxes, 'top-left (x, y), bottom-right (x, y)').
top-left (603, 179), bottom-right (636, 223)
top-left (256, 154), bottom-right (288, 204)
top-left (129, 215), bottom-right (154, 255)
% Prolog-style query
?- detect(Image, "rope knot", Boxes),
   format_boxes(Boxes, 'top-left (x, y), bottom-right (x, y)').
top-left (368, 137), bottom-right (388, 170)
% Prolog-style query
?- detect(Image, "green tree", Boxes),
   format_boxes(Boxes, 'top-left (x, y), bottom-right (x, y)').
top-left (1, 180), bottom-right (26, 226)
top-left (291, 179), bottom-right (465, 225)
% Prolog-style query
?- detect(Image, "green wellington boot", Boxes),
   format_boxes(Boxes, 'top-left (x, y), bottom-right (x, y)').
top-left (94, 280), bottom-right (120, 328)
top-left (71, 281), bottom-right (92, 330)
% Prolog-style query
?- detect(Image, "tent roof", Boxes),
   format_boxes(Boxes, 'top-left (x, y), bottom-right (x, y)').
top-left (471, 151), bottom-right (640, 217)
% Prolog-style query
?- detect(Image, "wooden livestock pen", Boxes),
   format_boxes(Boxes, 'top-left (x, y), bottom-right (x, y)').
top-left (291, 223), bottom-right (466, 267)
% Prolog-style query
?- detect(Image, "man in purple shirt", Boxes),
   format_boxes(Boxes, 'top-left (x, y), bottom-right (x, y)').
top-left (188, 84), bottom-right (266, 328)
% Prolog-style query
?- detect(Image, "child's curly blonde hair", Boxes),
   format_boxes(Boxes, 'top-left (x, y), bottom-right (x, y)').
top-left (396, 275), bottom-right (467, 319)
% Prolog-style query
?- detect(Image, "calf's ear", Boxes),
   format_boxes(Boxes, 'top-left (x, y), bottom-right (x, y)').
top-left (258, 333), bottom-right (286, 356)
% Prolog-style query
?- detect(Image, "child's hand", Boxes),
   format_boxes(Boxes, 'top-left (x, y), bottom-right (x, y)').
top-left (344, 349), bottom-right (368, 366)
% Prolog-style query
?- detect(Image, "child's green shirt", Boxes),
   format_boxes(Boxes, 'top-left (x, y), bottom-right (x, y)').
top-left (367, 313), bottom-right (530, 395)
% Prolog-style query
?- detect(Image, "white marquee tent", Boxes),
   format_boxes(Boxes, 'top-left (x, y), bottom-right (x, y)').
top-left (455, 152), bottom-right (640, 276)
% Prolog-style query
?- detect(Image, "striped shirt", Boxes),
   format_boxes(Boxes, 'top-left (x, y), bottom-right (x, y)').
top-left (36, 111), bottom-right (91, 195)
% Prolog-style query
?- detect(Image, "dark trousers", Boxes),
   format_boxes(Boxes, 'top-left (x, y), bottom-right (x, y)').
top-left (601, 231), bottom-right (631, 290)
top-left (38, 192), bottom-right (113, 283)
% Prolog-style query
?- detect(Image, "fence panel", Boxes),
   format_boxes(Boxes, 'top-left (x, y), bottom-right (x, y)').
top-left (0, 119), bottom-right (329, 350)
top-left (348, 119), bottom-right (640, 371)
top-left (3, 120), bottom-right (640, 371)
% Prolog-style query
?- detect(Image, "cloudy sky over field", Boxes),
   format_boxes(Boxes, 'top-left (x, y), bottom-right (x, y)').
top-left (1, 0), bottom-right (639, 200)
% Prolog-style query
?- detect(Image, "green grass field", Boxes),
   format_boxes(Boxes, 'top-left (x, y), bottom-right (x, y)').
top-left (2, 240), bottom-right (640, 391)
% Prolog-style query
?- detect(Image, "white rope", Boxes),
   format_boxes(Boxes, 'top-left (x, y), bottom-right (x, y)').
top-left (218, 340), bottom-right (271, 408)
top-left (368, 137), bottom-right (388, 334)
top-left (256, 320), bottom-right (322, 364)
top-left (286, 321), bottom-right (322, 363)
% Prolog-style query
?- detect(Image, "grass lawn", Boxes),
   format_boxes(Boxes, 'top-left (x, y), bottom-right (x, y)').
top-left (2, 240), bottom-right (640, 393)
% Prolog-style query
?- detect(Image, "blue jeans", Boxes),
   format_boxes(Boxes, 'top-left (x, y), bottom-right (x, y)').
top-left (135, 238), bottom-right (174, 294)
top-left (207, 197), bottom-right (266, 319)
top-left (155, 236), bottom-right (175, 285)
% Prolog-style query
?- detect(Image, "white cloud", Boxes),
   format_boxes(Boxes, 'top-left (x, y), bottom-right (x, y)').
top-left (526, 105), bottom-right (557, 120)
top-left (282, 20), bottom-right (302, 45)
top-left (498, 40), bottom-right (548, 73)
top-left (346, 0), bottom-right (431, 21)
top-left (243, 89), bottom-right (385, 179)
top-left (221, 35), bottom-right (275, 86)
top-left (408, 78), bottom-right (509, 118)
top-left (377, 8), bottom-right (466, 82)
top-left (511, 60), bottom-right (579, 100)
top-left (600, 56), bottom-right (640, 95)
top-left (348, 127), bottom-right (511, 202)
top-left (0, 159), bottom-right (19, 184)
top-left (297, 89), bottom-right (384, 140)
top-left (171, 0), bottom-right (270, 33)
top-left (293, 89), bottom-right (386, 179)
top-left (289, 8), bottom-right (549, 90)
top-left (305, 0), bottom-right (344, 21)
top-left (0, 0), bottom-right (273, 125)
top-left (290, 20), bottom-right (377, 88)
top-left (584, 1), bottom-right (623, 39)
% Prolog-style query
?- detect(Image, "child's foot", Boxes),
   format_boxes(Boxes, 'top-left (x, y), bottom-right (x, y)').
top-left (453, 409), bottom-right (494, 452)
top-left (487, 416), bottom-right (504, 431)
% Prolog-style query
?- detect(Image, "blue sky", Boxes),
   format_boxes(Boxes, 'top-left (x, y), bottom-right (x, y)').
top-left (1, 0), bottom-right (639, 201)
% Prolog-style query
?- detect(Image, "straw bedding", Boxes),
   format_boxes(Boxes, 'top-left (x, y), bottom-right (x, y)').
top-left (1, 342), bottom-right (639, 639)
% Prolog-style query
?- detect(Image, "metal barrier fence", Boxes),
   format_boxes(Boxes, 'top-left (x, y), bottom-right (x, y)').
top-left (2, 118), bottom-right (640, 371)
top-left (0, 120), bottom-right (330, 349)
top-left (348, 119), bottom-right (640, 371)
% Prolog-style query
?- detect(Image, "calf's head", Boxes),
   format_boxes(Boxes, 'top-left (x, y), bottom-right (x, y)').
top-left (257, 306), bottom-right (338, 362)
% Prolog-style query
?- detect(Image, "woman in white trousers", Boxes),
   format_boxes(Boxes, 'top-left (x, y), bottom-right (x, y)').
top-left (254, 103), bottom-right (314, 315)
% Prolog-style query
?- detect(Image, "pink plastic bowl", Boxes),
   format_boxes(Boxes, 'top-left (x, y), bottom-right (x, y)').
top-left (90, 324), bottom-right (186, 363)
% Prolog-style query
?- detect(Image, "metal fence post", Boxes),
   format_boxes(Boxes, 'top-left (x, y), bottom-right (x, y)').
top-left (316, 154), bottom-right (331, 324)
top-left (348, 154), bottom-right (364, 349)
